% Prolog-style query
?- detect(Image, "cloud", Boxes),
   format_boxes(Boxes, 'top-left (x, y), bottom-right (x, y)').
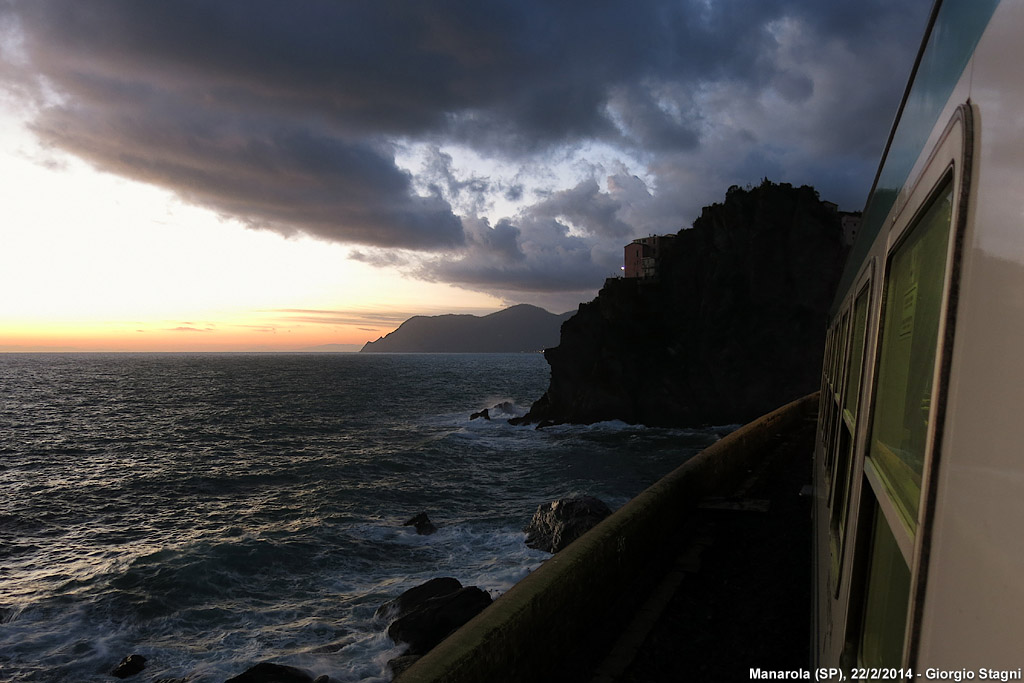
top-left (416, 145), bottom-right (493, 217)
top-left (272, 308), bottom-right (414, 327)
top-left (168, 326), bottom-right (212, 333)
top-left (406, 177), bottom-right (641, 300)
top-left (24, 71), bottom-right (465, 249)
top-left (529, 179), bottom-right (635, 239)
top-left (1, 0), bottom-right (933, 300)
top-left (267, 306), bottom-right (496, 328)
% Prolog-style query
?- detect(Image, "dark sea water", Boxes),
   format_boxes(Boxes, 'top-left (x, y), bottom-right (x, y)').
top-left (0, 353), bottom-right (723, 682)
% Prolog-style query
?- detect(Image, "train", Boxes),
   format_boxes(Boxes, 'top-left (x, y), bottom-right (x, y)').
top-left (814, 0), bottom-right (1024, 676)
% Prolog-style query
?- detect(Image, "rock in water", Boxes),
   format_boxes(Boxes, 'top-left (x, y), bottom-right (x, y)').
top-left (111, 654), bottom-right (146, 678)
top-left (224, 662), bottom-right (315, 683)
top-left (387, 586), bottom-right (493, 655)
top-left (469, 408), bottom-right (490, 420)
top-left (524, 496), bottom-right (613, 553)
top-left (403, 512), bottom-right (437, 535)
top-left (375, 577), bottom-right (463, 620)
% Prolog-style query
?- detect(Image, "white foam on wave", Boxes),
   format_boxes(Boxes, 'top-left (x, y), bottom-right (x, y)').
top-left (476, 398), bottom-right (532, 420)
top-left (286, 520), bottom-right (550, 682)
top-left (535, 418), bottom-right (639, 433)
top-left (339, 521), bottom-right (548, 604)
top-left (364, 524), bottom-right (552, 610)
top-left (348, 522), bottom-right (547, 584)
top-left (0, 598), bottom-right (141, 682)
top-left (317, 630), bottom-right (406, 683)
top-left (317, 521), bottom-right (549, 619)
top-left (425, 396), bottom-right (533, 428)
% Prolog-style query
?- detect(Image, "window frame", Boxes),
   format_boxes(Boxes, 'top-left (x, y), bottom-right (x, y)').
top-left (828, 277), bottom-right (873, 597)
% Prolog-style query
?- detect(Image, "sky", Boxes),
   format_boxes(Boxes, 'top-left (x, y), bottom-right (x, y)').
top-left (0, 0), bottom-right (933, 352)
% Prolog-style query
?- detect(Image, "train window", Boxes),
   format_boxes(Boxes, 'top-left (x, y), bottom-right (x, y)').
top-left (859, 499), bottom-right (912, 667)
top-left (844, 289), bottom-right (870, 422)
top-left (835, 312), bottom-right (850, 402)
top-left (819, 330), bottom-right (834, 446)
top-left (824, 328), bottom-right (835, 389)
top-left (825, 312), bottom-right (851, 479)
top-left (829, 284), bottom-right (871, 584)
top-left (866, 181), bottom-right (953, 536)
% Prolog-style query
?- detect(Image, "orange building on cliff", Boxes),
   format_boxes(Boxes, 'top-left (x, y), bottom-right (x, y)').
top-left (623, 235), bottom-right (675, 279)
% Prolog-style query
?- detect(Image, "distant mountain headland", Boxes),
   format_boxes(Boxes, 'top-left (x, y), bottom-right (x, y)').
top-left (513, 180), bottom-right (849, 428)
top-left (360, 304), bottom-right (573, 353)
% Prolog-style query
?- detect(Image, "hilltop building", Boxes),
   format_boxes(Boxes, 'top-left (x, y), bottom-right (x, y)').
top-left (822, 198), bottom-right (861, 246)
top-left (623, 235), bottom-right (675, 279)
top-left (840, 213), bottom-right (861, 246)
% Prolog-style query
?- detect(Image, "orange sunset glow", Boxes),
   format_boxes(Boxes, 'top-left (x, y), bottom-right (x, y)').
top-left (0, 113), bottom-right (502, 352)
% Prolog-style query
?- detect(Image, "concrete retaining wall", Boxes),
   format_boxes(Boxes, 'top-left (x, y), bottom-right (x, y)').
top-left (396, 392), bottom-right (819, 683)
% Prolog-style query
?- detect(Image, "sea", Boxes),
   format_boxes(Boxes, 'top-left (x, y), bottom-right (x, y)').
top-left (0, 353), bottom-right (726, 682)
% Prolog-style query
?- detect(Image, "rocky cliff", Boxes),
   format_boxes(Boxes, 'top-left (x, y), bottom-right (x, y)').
top-left (516, 180), bottom-right (847, 427)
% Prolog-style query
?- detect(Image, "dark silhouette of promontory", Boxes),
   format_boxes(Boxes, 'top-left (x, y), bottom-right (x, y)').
top-left (513, 180), bottom-right (849, 428)
top-left (360, 304), bottom-right (572, 353)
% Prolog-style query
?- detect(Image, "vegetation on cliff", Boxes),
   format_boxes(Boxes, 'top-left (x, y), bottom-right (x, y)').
top-left (516, 180), bottom-right (847, 427)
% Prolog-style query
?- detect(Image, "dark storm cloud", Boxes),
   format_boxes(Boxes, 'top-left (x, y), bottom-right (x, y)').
top-left (415, 194), bottom-right (631, 297)
top-left (530, 179), bottom-right (634, 239)
top-left (605, 84), bottom-right (702, 152)
top-left (2, 0), bottom-right (932, 292)
top-left (422, 217), bottom-right (609, 294)
top-left (31, 96), bottom-right (464, 248)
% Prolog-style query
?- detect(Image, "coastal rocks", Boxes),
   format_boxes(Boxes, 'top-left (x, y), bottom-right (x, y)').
top-left (111, 654), bottom-right (146, 678)
top-left (224, 662), bottom-right (315, 683)
top-left (387, 586), bottom-right (492, 655)
top-left (492, 401), bottom-right (514, 414)
top-left (475, 401), bottom-right (524, 422)
top-left (376, 577), bottom-right (491, 672)
top-left (524, 496), bottom-right (612, 553)
top-left (375, 577), bottom-right (463, 620)
top-left (403, 512), bottom-right (437, 535)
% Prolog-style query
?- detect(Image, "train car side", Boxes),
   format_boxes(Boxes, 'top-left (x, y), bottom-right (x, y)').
top-left (814, 0), bottom-right (1024, 672)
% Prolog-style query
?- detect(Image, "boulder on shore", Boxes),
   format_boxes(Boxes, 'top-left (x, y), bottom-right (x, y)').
top-left (387, 586), bottom-right (492, 655)
top-left (524, 496), bottom-right (612, 553)
top-left (375, 577), bottom-right (463, 621)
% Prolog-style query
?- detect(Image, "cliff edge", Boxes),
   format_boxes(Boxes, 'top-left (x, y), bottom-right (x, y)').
top-left (515, 180), bottom-right (846, 427)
